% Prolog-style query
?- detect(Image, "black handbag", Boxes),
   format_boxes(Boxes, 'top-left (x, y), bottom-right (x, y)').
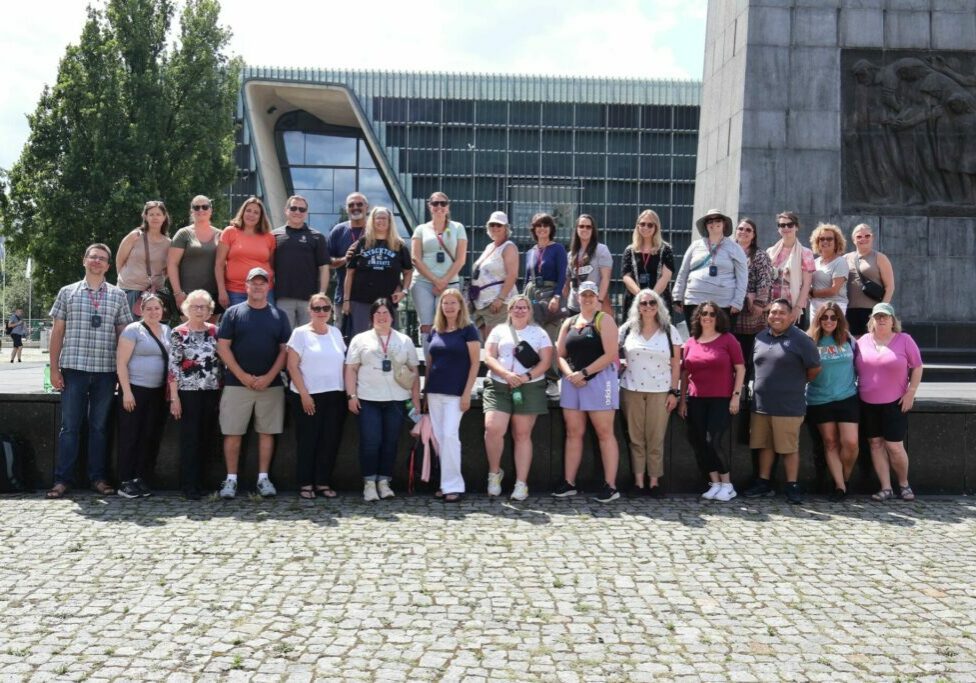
top-left (856, 254), bottom-right (885, 301)
top-left (509, 325), bottom-right (542, 368)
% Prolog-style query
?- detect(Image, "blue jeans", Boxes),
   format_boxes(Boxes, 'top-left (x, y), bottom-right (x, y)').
top-left (228, 290), bottom-right (275, 307)
top-left (55, 369), bottom-right (117, 486)
top-left (357, 399), bottom-right (405, 481)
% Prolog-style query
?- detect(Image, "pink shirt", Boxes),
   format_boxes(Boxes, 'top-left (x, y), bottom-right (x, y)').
top-left (855, 333), bottom-right (922, 404)
top-left (682, 333), bottom-right (744, 398)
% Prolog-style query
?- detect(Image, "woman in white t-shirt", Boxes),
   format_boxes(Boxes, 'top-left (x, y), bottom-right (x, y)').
top-left (344, 298), bottom-right (421, 501)
top-left (286, 293), bottom-right (347, 500)
top-left (482, 295), bottom-right (553, 501)
top-left (618, 289), bottom-right (682, 498)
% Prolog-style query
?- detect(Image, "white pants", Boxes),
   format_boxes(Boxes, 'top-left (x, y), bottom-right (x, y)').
top-left (427, 393), bottom-right (465, 494)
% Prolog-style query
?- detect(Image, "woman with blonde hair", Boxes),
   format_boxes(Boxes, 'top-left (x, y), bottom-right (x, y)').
top-left (845, 223), bottom-right (895, 336)
top-left (809, 223), bottom-right (850, 318)
top-left (483, 294), bottom-right (553, 501)
top-left (168, 195), bottom-right (222, 315)
top-left (342, 207), bottom-right (413, 337)
top-left (215, 196), bottom-right (276, 308)
top-left (621, 209), bottom-right (674, 315)
top-left (425, 288), bottom-right (480, 502)
top-left (411, 192), bottom-right (468, 341)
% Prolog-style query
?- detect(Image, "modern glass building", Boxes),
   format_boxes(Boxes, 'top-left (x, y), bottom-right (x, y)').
top-left (230, 67), bottom-right (701, 310)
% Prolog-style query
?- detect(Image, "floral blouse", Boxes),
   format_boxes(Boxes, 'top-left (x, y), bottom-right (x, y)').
top-left (168, 322), bottom-right (222, 391)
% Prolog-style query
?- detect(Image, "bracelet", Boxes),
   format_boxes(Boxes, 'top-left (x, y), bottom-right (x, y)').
top-left (347, 394), bottom-right (357, 400)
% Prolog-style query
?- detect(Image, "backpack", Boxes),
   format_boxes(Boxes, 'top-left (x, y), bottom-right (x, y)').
top-left (0, 434), bottom-right (33, 493)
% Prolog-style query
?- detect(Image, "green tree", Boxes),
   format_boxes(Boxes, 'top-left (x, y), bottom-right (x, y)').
top-left (3, 0), bottom-right (241, 306)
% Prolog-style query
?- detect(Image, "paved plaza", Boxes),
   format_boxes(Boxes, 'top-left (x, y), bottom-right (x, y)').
top-left (0, 494), bottom-right (974, 682)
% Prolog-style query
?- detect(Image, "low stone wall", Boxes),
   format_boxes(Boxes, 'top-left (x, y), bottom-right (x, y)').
top-left (2, 393), bottom-right (973, 495)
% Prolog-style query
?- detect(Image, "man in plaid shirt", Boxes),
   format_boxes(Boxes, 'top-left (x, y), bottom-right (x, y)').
top-left (46, 243), bottom-right (134, 499)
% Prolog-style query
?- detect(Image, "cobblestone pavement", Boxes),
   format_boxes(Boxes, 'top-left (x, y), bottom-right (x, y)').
top-left (1, 494), bottom-right (974, 682)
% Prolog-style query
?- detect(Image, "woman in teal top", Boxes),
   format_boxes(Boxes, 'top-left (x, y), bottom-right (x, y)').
top-left (805, 302), bottom-right (859, 501)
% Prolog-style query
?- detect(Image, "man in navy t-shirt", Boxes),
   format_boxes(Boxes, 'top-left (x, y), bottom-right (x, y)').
top-left (328, 192), bottom-right (369, 322)
top-left (216, 267), bottom-right (291, 499)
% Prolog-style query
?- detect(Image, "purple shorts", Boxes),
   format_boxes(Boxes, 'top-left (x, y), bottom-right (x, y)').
top-left (559, 366), bottom-right (619, 411)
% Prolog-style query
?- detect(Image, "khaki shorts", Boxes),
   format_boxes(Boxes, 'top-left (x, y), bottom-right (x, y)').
top-left (749, 413), bottom-right (804, 453)
top-left (472, 304), bottom-right (509, 333)
top-left (219, 385), bottom-right (285, 435)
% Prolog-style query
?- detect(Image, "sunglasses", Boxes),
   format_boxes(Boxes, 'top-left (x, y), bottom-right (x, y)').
top-left (86, 254), bottom-right (109, 263)
top-left (818, 236), bottom-right (834, 242)
top-left (577, 224), bottom-right (594, 230)
top-left (287, 206), bottom-right (308, 213)
top-left (699, 310), bottom-right (718, 318)
top-left (821, 314), bottom-right (838, 321)
top-left (191, 204), bottom-right (211, 211)
top-left (638, 222), bottom-right (657, 228)
top-left (777, 222), bottom-right (796, 229)
top-left (736, 225), bottom-right (754, 233)
top-left (638, 300), bottom-right (658, 308)
top-left (429, 200), bottom-right (450, 207)
top-left (310, 304), bottom-right (333, 313)
top-left (488, 223), bottom-right (504, 228)
top-left (347, 202), bottom-right (365, 208)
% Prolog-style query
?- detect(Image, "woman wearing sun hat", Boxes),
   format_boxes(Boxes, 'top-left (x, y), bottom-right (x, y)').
top-left (672, 209), bottom-right (748, 324)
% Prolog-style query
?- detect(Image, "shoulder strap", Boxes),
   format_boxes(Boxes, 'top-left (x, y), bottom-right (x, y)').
top-left (142, 230), bottom-right (152, 281)
top-left (141, 322), bottom-right (169, 384)
top-left (508, 324), bottom-right (521, 345)
top-left (594, 311), bottom-right (603, 334)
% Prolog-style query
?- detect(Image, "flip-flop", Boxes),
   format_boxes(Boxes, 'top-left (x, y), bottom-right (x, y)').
top-left (316, 486), bottom-right (337, 498)
top-left (46, 483), bottom-right (68, 499)
top-left (434, 489), bottom-right (444, 499)
top-left (443, 493), bottom-right (462, 503)
top-left (299, 487), bottom-right (316, 500)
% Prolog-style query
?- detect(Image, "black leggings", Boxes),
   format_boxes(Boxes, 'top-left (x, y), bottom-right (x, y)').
top-left (686, 396), bottom-right (732, 476)
top-left (117, 384), bottom-right (167, 482)
top-left (290, 390), bottom-right (347, 487)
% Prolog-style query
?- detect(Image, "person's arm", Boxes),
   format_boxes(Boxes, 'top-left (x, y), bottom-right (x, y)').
top-left (318, 264), bottom-right (331, 294)
top-left (672, 243), bottom-right (695, 309)
top-left (167, 332), bottom-right (182, 418)
top-left (812, 275), bottom-right (847, 299)
top-left (443, 237), bottom-right (468, 285)
top-left (410, 235), bottom-right (436, 282)
top-left (214, 239), bottom-right (231, 308)
top-left (342, 256), bottom-right (357, 314)
top-left (582, 316), bottom-right (619, 376)
top-left (730, 243), bottom-right (748, 314)
top-left (666, 333), bottom-right (681, 413)
top-left (729, 363), bottom-right (745, 415)
top-left (754, 252), bottom-right (774, 308)
top-left (877, 252), bottom-right (896, 303)
top-left (493, 244), bottom-right (519, 310)
top-left (116, 231), bottom-right (138, 275)
top-left (167, 245), bottom-right (187, 307)
top-left (483, 341), bottom-right (509, 379)
top-left (655, 246), bottom-right (675, 297)
top-left (116, 335), bottom-right (137, 411)
top-left (555, 319), bottom-right (576, 380)
top-left (900, 364), bottom-right (923, 413)
top-left (549, 247), bottom-right (567, 314)
top-left (344, 363), bottom-right (361, 414)
top-left (621, 248), bottom-right (640, 296)
top-left (597, 265), bottom-right (612, 304)
top-left (49, 318), bottom-right (66, 391)
top-left (805, 366), bottom-right (822, 382)
top-left (398, 257), bottom-right (414, 300)
top-left (460, 338), bottom-right (480, 412)
top-left (286, 347), bottom-right (316, 415)
top-left (216, 338), bottom-right (254, 388)
top-left (677, 366), bottom-right (689, 418)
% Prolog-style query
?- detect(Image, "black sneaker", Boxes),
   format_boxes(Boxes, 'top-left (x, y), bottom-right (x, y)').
top-left (593, 483), bottom-right (620, 503)
top-left (647, 486), bottom-right (665, 500)
top-left (743, 478), bottom-right (775, 498)
top-left (829, 487), bottom-right (847, 503)
top-left (117, 480), bottom-right (141, 499)
top-left (627, 484), bottom-right (646, 498)
top-left (785, 482), bottom-right (803, 504)
top-left (551, 480), bottom-right (578, 498)
top-left (133, 478), bottom-right (152, 498)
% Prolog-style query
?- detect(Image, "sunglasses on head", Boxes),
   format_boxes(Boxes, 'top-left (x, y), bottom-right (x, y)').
top-left (287, 205), bottom-right (308, 213)
top-left (310, 304), bottom-right (332, 313)
top-left (191, 204), bottom-right (211, 211)
top-left (429, 200), bottom-right (449, 207)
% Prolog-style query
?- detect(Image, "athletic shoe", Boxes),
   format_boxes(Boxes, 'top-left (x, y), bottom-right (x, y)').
top-left (545, 380), bottom-right (560, 399)
top-left (829, 487), bottom-right (847, 502)
top-left (743, 479), bottom-right (775, 498)
top-left (256, 478), bottom-right (277, 498)
top-left (551, 480), bottom-right (578, 498)
top-left (701, 482), bottom-right (721, 500)
top-left (377, 480), bottom-right (395, 499)
top-left (363, 480), bottom-right (379, 502)
top-left (593, 483), bottom-right (620, 503)
top-left (713, 483), bottom-right (737, 502)
top-left (487, 469), bottom-right (504, 497)
top-left (627, 484), bottom-right (646, 498)
top-left (647, 486), bottom-right (665, 499)
top-left (133, 478), bottom-right (152, 498)
top-left (218, 478), bottom-right (237, 499)
top-left (784, 482), bottom-right (803, 504)
top-left (117, 480), bottom-right (141, 499)
top-left (510, 481), bottom-right (529, 501)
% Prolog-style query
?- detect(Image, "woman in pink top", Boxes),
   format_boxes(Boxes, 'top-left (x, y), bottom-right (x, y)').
top-left (854, 303), bottom-right (923, 502)
top-left (215, 196), bottom-right (276, 308)
top-left (678, 301), bottom-right (745, 502)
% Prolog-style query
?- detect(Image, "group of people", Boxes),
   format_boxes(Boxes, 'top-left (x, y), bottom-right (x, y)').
top-left (41, 193), bottom-right (920, 505)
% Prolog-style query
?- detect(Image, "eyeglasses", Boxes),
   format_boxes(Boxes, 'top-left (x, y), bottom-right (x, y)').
top-left (188, 304), bottom-right (209, 311)
top-left (429, 200), bottom-right (450, 207)
top-left (532, 222), bottom-right (548, 229)
top-left (821, 315), bottom-right (838, 322)
top-left (287, 206), bottom-right (308, 213)
top-left (736, 225), bottom-right (754, 233)
top-left (310, 304), bottom-right (333, 313)
top-left (854, 233), bottom-right (872, 239)
top-left (638, 222), bottom-right (657, 228)
top-left (347, 201), bottom-right (365, 208)
top-left (777, 222), bottom-right (796, 229)
top-left (638, 300), bottom-right (658, 308)
top-left (86, 254), bottom-right (109, 263)
top-left (191, 204), bottom-right (211, 211)
top-left (699, 310), bottom-right (717, 318)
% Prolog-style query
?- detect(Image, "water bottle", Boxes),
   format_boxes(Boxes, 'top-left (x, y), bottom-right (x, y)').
top-left (512, 387), bottom-right (523, 406)
top-left (43, 363), bottom-right (53, 393)
top-left (405, 399), bottom-right (421, 424)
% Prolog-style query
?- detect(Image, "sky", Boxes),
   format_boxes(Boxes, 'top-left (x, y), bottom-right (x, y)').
top-left (0, 0), bottom-right (707, 171)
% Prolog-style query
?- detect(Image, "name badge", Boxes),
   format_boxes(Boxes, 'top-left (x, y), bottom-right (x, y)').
top-left (575, 264), bottom-right (594, 276)
top-left (708, 265), bottom-right (718, 277)
top-left (638, 273), bottom-right (651, 286)
top-left (436, 252), bottom-right (446, 264)
top-left (382, 359), bottom-right (392, 372)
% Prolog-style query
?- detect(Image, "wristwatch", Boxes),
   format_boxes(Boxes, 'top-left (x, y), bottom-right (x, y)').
top-left (524, 372), bottom-right (532, 381)
top-left (581, 368), bottom-right (591, 380)
top-left (347, 393), bottom-right (357, 400)
top-left (668, 388), bottom-right (680, 397)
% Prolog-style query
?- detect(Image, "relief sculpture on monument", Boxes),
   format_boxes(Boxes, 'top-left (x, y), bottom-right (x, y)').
top-left (842, 49), bottom-right (976, 215)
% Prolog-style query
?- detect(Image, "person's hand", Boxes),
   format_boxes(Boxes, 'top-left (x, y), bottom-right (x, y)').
top-left (391, 290), bottom-right (405, 304)
top-left (251, 373), bottom-right (273, 391)
top-left (678, 398), bottom-right (688, 419)
top-left (300, 391), bottom-right (315, 415)
top-left (122, 390), bottom-right (136, 412)
top-left (432, 278), bottom-right (447, 295)
top-left (169, 396), bottom-right (182, 419)
top-left (50, 367), bottom-right (64, 391)
top-left (460, 394), bottom-right (471, 412)
top-left (568, 371), bottom-right (587, 388)
top-left (900, 389), bottom-right (916, 413)
top-left (342, 301), bottom-right (351, 315)
top-left (348, 397), bottom-right (360, 415)
top-left (506, 371), bottom-right (525, 389)
top-left (729, 396), bottom-right (740, 415)
top-left (673, 303), bottom-right (684, 312)
top-left (218, 291), bottom-right (230, 309)
top-left (175, 291), bottom-right (187, 310)
top-left (489, 298), bottom-right (503, 314)
top-left (344, 244), bottom-right (357, 263)
top-left (730, 306), bottom-right (741, 315)
top-left (548, 297), bottom-right (560, 314)
top-left (791, 305), bottom-right (802, 323)
top-left (665, 394), bottom-right (677, 413)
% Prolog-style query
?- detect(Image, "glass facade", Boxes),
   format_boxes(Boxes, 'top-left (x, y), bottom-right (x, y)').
top-left (234, 68), bottom-right (701, 312)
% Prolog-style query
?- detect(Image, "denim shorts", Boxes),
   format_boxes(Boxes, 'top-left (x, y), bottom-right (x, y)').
top-left (410, 279), bottom-right (459, 326)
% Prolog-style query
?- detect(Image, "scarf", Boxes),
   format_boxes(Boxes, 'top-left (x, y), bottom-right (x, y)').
top-left (767, 238), bottom-right (804, 306)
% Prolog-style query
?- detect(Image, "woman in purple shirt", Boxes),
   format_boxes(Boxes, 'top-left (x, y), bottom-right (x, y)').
top-left (854, 303), bottom-right (923, 502)
top-left (425, 288), bottom-right (480, 502)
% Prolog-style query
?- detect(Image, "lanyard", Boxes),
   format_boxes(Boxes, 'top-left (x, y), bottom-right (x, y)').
top-left (641, 250), bottom-right (652, 272)
top-left (534, 244), bottom-right (550, 278)
top-left (85, 285), bottom-right (105, 312)
top-left (376, 330), bottom-right (393, 359)
top-left (434, 228), bottom-right (455, 262)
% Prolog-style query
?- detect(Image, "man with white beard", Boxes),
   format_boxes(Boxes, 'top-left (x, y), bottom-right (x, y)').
top-left (328, 192), bottom-right (369, 331)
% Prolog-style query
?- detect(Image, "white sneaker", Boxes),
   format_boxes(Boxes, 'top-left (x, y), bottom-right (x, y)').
top-left (713, 484), bottom-right (737, 502)
top-left (256, 478), bottom-right (277, 498)
top-left (377, 480), bottom-right (395, 499)
top-left (487, 469), bottom-right (504, 497)
top-left (363, 480), bottom-right (379, 502)
top-left (545, 381), bottom-right (560, 399)
top-left (218, 478), bottom-right (237, 499)
top-left (510, 481), bottom-right (529, 501)
top-left (701, 482), bottom-right (721, 500)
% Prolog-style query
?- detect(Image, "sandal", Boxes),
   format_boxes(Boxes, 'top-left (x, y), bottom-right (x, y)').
top-left (434, 489), bottom-right (444, 499)
top-left (92, 480), bottom-right (116, 496)
top-left (316, 486), bottom-right (337, 499)
top-left (299, 487), bottom-right (316, 500)
top-left (872, 488), bottom-right (894, 502)
top-left (46, 483), bottom-right (69, 499)
top-left (900, 485), bottom-right (916, 501)
top-left (443, 493), bottom-right (462, 503)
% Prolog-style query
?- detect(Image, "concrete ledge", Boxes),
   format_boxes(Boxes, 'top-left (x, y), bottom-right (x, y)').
top-left (2, 390), bottom-right (973, 496)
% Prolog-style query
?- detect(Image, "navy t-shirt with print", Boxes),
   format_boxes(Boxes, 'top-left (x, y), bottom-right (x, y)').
top-left (426, 324), bottom-right (479, 396)
top-left (217, 303), bottom-right (292, 387)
